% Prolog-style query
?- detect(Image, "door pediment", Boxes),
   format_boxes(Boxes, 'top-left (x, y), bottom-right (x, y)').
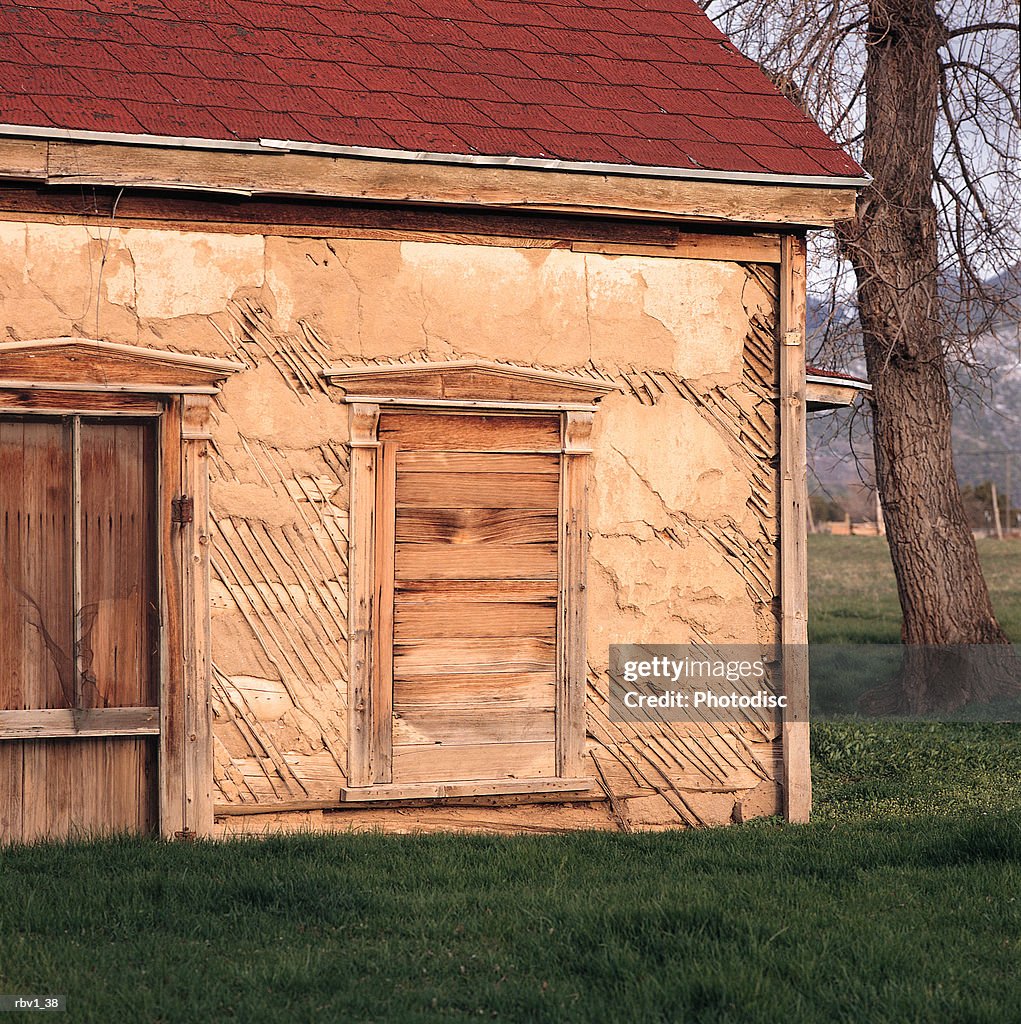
top-left (0, 338), bottom-right (243, 393)
top-left (323, 358), bottom-right (617, 407)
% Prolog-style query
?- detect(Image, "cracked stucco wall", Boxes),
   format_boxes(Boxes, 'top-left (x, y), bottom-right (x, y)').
top-left (0, 218), bottom-right (781, 831)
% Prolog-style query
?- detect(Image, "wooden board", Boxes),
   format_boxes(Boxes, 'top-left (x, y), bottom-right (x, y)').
top-left (0, 391), bottom-right (162, 415)
top-left (40, 140), bottom-right (861, 227)
top-left (395, 544), bottom-right (558, 580)
top-left (396, 452), bottom-right (560, 475)
top-left (395, 580), bottom-right (559, 603)
top-left (395, 509), bottom-right (558, 546)
top-left (0, 707), bottom-right (159, 739)
top-left (5, 737), bottom-right (157, 842)
top-left (779, 236), bottom-right (812, 824)
top-left (392, 741), bottom-right (556, 784)
top-left (394, 602), bottom-right (556, 640)
top-left (394, 637), bottom-right (556, 676)
top-left (396, 472), bottom-right (560, 509)
top-left (339, 777), bottom-right (594, 802)
top-left (79, 419), bottom-right (158, 709)
top-left (379, 413), bottom-right (561, 452)
top-left (393, 708), bottom-right (555, 746)
top-left (0, 416), bottom-right (73, 712)
top-left (393, 671), bottom-right (556, 710)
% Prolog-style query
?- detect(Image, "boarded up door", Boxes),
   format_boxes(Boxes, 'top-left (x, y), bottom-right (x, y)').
top-left (0, 415), bottom-right (159, 842)
top-left (380, 413), bottom-right (562, 785)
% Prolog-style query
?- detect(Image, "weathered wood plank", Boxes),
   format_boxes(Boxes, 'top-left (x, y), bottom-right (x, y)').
top-left (395, 508), bottom-right (559, 546)
top-left (379, 413), bottom-right (561, 452)
top-left (396, 471), bottom-right (560, 509)
top-left (396, 452), bottom-right (560, 475)
top-left (393, 671), bottom-right (556, 710)
top-left (394, 579), bottom-right (559, 603)
top-left (393, 708), bottom-right (555, 746)
top-left (571, 231), bottom-right (782, 263)
top-left (0, 743), bottom-right (23, 839)
top-left (181, 396), bottom-right (214, 836)
top-left (371, 440), bottom-right (396, 785)
top-left (392, 740), bottom-right (556, 784)
top-left (394, 637), bottom-right (556, 675)
top-left (394, 543), bottom-right (558, 580)
top-left (346, 403), bottom-right (380, 789)
top-left (339, 776), bottom-right (593, 802)
top-left (557, 412), bottom-right (592, 777)
top-left (779, 235), bottom-right (811, 824)
top-left (0, 706), bottom-right (160, 739)
top-left (43, 141), bottom-right (861, 227)
top-left (80, 419), bottom-right (159, 709)
top-left (158, 398), bottom-right (185, 838)
top-left (394, 601), bottom-right (556, 640)
top-left (0, 391), bottom-right (163, 414)
top-left (19, 740), bottom-right (48, 840)
top-left (0, 139), bottom-right (47, 180)
top-left (0, 184), bottom-right (690, 246)
top-left (0, 416), bottom-right (73, 713)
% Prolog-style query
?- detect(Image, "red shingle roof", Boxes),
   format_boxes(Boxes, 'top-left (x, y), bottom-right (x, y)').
top-left (0, 0), bottom-right (865, 180)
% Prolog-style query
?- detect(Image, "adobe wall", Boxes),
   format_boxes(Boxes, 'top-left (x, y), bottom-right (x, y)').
top-left (0, 218), bottom-right (782, 832)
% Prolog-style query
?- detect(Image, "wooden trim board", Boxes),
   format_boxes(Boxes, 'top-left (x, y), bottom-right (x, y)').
top-left (779, 235), bottom-right (811, 824)
top-left (339, 778), bottom-right (596, 802)
top-left (0, 707), bottom-right (160, 739)
top-left (0, 137), bottom-right (860, 227)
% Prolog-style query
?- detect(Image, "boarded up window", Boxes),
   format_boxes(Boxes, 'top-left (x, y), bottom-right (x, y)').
top-left (343, 404), bottom-right (595, 801)
top-left (0, 414), bottom-right (159, 838)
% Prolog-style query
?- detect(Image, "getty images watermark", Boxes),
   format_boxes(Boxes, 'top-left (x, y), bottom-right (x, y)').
top-left (608, 645), bottom-right (807, 724)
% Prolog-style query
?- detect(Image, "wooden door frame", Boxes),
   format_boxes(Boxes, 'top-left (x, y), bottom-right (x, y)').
top-left (0, 339), bottom-right (242, 838)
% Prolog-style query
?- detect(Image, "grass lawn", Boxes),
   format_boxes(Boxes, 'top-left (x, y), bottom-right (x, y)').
top-left (808, 535), bottom-right (1021, 643)
top-left (2, 808), bottom-right (1020, 1023)
top-left (2, 537), bottom-right (1020, 1022)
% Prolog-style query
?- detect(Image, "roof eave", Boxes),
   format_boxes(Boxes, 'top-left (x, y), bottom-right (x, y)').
top-left (806, 373), bottom-right (872, 412)
top-left (0, 122), bottom-right (872, 190)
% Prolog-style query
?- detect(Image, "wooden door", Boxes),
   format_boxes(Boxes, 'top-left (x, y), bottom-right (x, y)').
top-left (380, 413), bottom-right (562, 785)
top-left (0, 415), bottom-right (159, 842)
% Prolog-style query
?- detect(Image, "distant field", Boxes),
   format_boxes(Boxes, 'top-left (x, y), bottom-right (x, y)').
top-left (808, 535), bottom-right (1021, 643)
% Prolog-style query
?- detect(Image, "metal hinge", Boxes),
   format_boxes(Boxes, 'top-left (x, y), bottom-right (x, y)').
top-left (171, 495), bottom-right (194, 526)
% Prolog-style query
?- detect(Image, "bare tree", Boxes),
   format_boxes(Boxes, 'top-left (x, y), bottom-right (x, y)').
top-left (705, 0), bottom-right (1021, 710)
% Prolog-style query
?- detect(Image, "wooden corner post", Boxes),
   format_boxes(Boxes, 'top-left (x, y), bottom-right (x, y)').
top-left (779, 235), bottom-right (811, 823)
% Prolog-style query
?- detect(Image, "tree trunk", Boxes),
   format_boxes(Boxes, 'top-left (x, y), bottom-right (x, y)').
top-left (839, 0), bottom-right (1011, 712)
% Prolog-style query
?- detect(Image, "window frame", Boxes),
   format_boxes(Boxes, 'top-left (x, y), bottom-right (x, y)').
top-left (323, 360), bottom-right (616, 802)
top-left (0, 338), bottom-right (241, 837)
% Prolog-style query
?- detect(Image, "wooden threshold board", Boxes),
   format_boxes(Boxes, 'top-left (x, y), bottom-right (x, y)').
top-left (339, 777), bottom-right (595, 802)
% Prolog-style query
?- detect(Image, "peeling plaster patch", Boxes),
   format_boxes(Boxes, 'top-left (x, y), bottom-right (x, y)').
top-left (585, 254), bottom-right (675, 367)
top-left (398, 241), bottom-right (535, 355)
top-left (0, 221), bottom-right (27, 284)
top-left (640, 260), bottom-right (746, 381)
top-left (263, 237), bottom-right (361, 345)
top-left (125, 228), bottom-right (265, 318)
top-left (217, 361), bottom-right (349, 448)
top-left (23, 222), bottom-right (95, 320)
top-left (594, 396), bottom-right (750, 527)
top-left (101, 243), bottom-right (135, 308)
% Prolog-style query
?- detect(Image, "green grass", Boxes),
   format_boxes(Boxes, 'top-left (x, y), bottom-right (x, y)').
top-left (2, 813), bottom-right (1021, 1024)
top-left (807, 535), bottom-right (1021, 643)
top-left (807, 536), bottom-right (1021, 716)
top-left (3, 537), bottom-right (1021, 1022)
